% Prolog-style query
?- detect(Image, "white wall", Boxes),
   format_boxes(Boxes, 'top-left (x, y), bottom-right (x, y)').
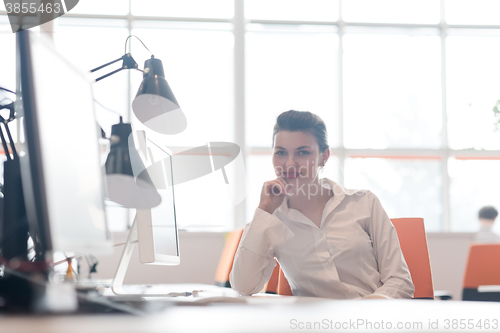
top-left (427, 232), bottom-right (475, 301)
top-left (89, 231), bottom-right (475, 300)
top-left (90, 231), bottom-right (226, 285)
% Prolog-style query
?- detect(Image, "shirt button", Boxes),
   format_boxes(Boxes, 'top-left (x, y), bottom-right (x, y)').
top-left (320, 233), bottom-right (325, 238)
top-left (327, 259), bottom-right (333, 265)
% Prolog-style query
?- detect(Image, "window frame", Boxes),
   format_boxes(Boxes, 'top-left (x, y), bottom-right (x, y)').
top-left (3, 0), bottom-right (500, 232)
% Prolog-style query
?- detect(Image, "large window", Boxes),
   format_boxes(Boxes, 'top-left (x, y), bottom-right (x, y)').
top-left (2, 0), bottom-right (500, 232)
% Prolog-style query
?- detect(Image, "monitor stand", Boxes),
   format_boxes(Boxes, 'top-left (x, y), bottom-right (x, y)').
top-left (111, 211), bottom-right (175, 297)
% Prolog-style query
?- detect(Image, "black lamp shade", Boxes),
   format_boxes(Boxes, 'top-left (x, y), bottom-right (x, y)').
top-left (105, 121), bottom-right (134, 177)
top-left (105, 119), bottom-right (161, 209)
top-left (132, 57), bottom-right (187, 135)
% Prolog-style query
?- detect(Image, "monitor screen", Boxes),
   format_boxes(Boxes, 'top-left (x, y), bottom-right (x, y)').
top-left (136, 136), bottom-right (179, 265)
top-left (18, 30), bottom-right (112, 256)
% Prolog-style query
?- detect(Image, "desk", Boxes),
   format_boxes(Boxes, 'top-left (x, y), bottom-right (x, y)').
top-left (3, 297), bottom-right (500, 333)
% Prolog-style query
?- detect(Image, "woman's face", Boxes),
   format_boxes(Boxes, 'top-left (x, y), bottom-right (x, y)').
top-left (272, 130), bottom-right (329, 189)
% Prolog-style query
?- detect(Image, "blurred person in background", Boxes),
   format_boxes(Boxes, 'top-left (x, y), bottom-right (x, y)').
top-left (474, 206), bottom-right (500, 243)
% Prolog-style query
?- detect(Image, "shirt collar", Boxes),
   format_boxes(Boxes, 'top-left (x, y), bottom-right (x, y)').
top-left (479, 224), bottom-right (494, 232)
top-left (320, 179), bottom-right (346, 226)
top-left (276, 178), bottom-right (349, 227)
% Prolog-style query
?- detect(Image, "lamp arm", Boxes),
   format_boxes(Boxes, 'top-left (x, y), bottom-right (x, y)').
top-left (0, 103), bottom-right (18, 160)
top-left (0, 87), bottom-right (15, 94)
top-left (91, 54), bottom-right (139, 82)
top-left (90, 55), bottom-right (124, 73)
top-left (3, 120), bottom-right (18, 160)
top-left (0, 123), bottom-right (11, 162)
top-left (94, 67), bottom-right (126, 82)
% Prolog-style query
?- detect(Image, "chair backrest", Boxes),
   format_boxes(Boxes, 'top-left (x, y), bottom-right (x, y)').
top-left (215, 230), bottom-right (288, 294)
top-left (463, 244), bottom-right (500, 288)
top-left (264, 260), bottom-right (281, 294)
top-left (277, 263), bottom-right (293, 295)
top-left (275, 217), bottom-right (434, 298)
top-left (391, 218), bottom-right (434, 299)
top-left (215, 229), bottom-right (243, 288)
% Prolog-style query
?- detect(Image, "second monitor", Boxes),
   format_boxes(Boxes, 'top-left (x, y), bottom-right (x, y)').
top-left (112, 133), bottom-right (180, 296)
top-left (137, 137), bottom-right (179, 266)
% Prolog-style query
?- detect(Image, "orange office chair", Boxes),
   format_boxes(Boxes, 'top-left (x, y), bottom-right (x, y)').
top-left (391, 218), bottom-right (434, 299)
top-left (264, 260), bottom-right (281, 294)
top-left (264, 261), bottom-right (292, 295)
top-left (216, 229), bottom-right (284, 293)
top-left (462, 244), bottom-right (500, 301)
top-left (277, 263), bottom-right (293, 295)
top-left (275, 218), bottom-right (435, 299)
top-left (215, 229), bottom-right (244, 287)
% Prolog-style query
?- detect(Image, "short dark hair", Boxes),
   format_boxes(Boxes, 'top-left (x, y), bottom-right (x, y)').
top-left (272, 110), bottom-right (330, 152)
top-left (479, 206), bottom-right (498, 220)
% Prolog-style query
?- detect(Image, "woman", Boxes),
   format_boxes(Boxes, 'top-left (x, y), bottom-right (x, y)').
top-left (230, 110), bottom-right (414, 299)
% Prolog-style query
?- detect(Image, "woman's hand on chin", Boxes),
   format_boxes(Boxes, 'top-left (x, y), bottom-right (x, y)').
top-left (258, 177), bottom-right (289, 214)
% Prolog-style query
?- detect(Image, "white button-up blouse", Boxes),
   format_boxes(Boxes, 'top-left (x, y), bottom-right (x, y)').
top-left (230, 179), bottom-right (414, 299)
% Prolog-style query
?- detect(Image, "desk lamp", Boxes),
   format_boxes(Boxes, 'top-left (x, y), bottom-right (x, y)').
top-left (91, 35), bottom-right (186, 135)
top-left (90, 35), bottom-right (186, 208)
top-left (132, 56), bottom-right (187, 135)
top-left (105, 117), bottom-right (161, 209)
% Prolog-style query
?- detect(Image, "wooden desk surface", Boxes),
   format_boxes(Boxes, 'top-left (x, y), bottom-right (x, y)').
top-left (3, 297), bottom-right (500, 333)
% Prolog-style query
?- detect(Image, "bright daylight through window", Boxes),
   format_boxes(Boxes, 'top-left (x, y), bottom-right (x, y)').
top-left (1, 0), bottom-right (500, 232)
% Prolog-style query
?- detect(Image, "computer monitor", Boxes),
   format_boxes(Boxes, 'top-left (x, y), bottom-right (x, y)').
top-left (136, 136), bottom-right (179, 266)
top-left (111, 134), bottom-right (180, 295)
top-left (17, 30), bottom-right (112, 258)
top-left (17, 30), bottom-right (180, 294)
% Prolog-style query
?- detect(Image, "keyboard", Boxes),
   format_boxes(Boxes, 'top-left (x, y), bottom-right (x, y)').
top-left (81, 283), bottom-right (246, 312)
